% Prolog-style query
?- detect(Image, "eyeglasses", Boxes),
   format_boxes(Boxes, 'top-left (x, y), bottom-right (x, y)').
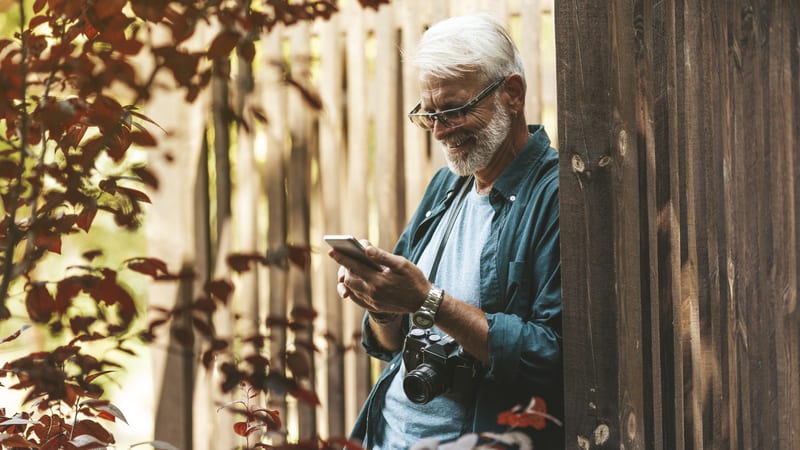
top-left (407, 77), bottom-right (506, 130)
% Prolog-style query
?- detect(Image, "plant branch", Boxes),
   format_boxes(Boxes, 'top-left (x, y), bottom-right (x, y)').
top-left (0, 0), bottom-right (30, 317)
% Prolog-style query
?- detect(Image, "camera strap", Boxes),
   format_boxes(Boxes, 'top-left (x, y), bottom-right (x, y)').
top-left (428, 176), bottom-right (474, 283)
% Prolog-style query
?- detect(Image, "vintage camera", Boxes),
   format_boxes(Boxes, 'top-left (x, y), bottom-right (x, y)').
top-left (401, 328), bottom-right (482, 404)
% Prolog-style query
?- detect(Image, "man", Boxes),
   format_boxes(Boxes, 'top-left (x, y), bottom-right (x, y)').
top-left (328, 13), bottom-right (563, 449)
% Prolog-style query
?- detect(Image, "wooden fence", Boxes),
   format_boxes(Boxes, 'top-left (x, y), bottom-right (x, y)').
top-left (275, 0), bottom-right (558, 441)
top-left (142, 1), bottom-right (558, 448)
top-left (557, 1), bottom-right (800, 449)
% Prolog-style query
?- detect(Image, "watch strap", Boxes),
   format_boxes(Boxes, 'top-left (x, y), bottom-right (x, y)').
top-left (412, 285), bottom-right (444, 329)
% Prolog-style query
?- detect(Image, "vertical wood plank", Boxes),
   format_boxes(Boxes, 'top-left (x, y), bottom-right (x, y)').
top-left (674, 0), bottom-right (705, 448)
top-left (260, 26), bottom-right (289, 443)
top-left (520, 0), bottom-right (542, 123)
top-left (768, 2), bottom-right (800, 449)
top-left (343, 0), bottom-right (373, 428)
top-left (399, 0), bottom-right (431, 216)
top-left (634, 1), bottom-right (665, 447)
top-left (608, 0), bottom-right (648, 448)
top-left (233, 14), bottom-right (262, 405)
top-left (556, 2), bottom-right (625, 448)
top-left (374, 4), bottom-right (405, 247)
top-left (286, 21), bottom-right (317, 441)
top-left (315, 11), bottom-right (347, 440)
top-left (698, 2), bottom-right (729, 448)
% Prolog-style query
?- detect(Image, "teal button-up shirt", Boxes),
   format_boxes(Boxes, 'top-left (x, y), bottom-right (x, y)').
top-left (351, 125), bottom-right (564, 449)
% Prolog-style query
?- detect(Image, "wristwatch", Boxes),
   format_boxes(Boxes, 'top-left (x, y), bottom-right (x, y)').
top-left (412, 286), bottom-right (444, 329)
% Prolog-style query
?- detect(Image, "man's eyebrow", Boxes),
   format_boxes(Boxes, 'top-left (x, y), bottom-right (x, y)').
top-left (421, 97), bottom-right (462, 113)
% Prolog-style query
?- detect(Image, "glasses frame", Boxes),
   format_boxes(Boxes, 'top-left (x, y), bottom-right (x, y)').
top-left (407, 76), bottom-right (507, 130)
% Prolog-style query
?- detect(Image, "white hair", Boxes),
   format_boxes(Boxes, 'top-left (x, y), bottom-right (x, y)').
top-left (410, 13), bottom-right (525, 85)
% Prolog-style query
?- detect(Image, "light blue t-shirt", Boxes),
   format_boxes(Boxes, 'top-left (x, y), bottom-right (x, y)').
top-left (375, 182), bottom-right (495, 449)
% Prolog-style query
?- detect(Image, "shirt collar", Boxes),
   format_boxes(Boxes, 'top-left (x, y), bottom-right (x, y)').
top-left (490, 124), bottom-right (551, 201)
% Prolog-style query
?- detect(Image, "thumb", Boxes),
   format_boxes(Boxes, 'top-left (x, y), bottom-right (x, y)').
top-left (364, 244), bottom-right (402, 268)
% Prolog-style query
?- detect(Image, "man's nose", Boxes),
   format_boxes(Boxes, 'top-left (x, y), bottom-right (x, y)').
top-left (431, 117), bottom-right (454, 140)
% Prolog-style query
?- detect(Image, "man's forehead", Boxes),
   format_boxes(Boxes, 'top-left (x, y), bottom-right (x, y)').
top-left (419, 74), bottom-right (482, 100)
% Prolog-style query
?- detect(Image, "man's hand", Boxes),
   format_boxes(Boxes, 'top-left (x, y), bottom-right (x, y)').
top-left (329, 242), bottom-right (430, 315)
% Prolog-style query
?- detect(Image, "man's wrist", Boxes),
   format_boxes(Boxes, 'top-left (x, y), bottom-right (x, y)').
top-left (411, 285), bottom-right (444, 329)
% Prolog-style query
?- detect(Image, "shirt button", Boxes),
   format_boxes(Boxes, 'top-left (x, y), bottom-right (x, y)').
top-left (425, 210), bottom-right (432, 217)
top-left (510, 195), bottom-right (517, 202)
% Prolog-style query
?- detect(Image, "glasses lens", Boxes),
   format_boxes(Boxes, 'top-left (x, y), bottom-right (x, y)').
top-left (409, 113), bottom-right (434, 130)
top-left (438, 110), bottom-right (463, 128)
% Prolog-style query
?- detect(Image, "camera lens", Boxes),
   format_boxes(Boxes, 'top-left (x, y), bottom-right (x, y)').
top-left (403, 363), bottom-right (446, 404)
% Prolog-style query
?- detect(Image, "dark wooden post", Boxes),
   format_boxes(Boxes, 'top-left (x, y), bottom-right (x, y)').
top-left (556, 1), bottom-right (800, 449)
top-left (555, 1), bottom-right (647, 448)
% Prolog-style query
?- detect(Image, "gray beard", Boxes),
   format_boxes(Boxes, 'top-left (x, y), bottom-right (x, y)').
top-left (441, 99), bottom-right (511, 177)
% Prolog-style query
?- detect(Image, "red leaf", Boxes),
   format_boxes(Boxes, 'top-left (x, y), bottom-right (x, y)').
top-left (89, 95), bottom-right (124, 132)
top-left (88, 273), bottom-right (138, 324)
top-left (357, 0), bottom-right (390, 9)
top-left (116, 185), bottom-right (151, 203)
top-left (96, 410), bottom-right (116, 422)
top-left (289, 386), bottom-right (320, 406)
top-left (253, 408), bottom-right (282, 431)
top-left (94, 0), bottom-right (125, 19)
top-left (496, 396), bottom-right (556, 430)
top-left (28, 15), bottom-right (50, 30)
top-left (77, 204), bottom-right (98, 232)
top-left (70, 316), bottom-right (96, 334)
top-left (83, 249), bottom-right (103, 261)
top-left (72, 419), bottom-right (114, 446)
top-left (33, 0), bottom-right (47, 13)
top-left (130, 0), bottom-right (167, 21)
top-left (0, 160), bottom-right (17, 178)
top-left (207, 30), bottom-right (240, 59)
top-left (114, 38), bottom-right (144, 55)
top-left (1, 324), bottom-right (31, 344)
top-left (56, 277), bottom-right (82, 312)
top-left (191, 316), bottom-right (213, 336)
top-left (238, 40), bottom-right (255, 63)
top-left (192, 296), bottom-right (216, 313)
top-left (131, 166), bottom-right (159, 189)
top-left (286, 351), bottom-right (311, 378)
top-left (33, 232), bottom-right (62, 254)
top-left (287, 245), bottom-right (310, 268)
top-left (126, 257), bottom-right (169, 278)
top-left (62, 122), bottom-right (89, 149)
top-left (233, 421), bottom-right (249, 437)
top-left (290, 305), bottom-right (317, 323)
top-left (129, 129), bottom-right (157, 146)
top-left (227, 253), bottom-right (267, 273)
top-left (204, 279), bottom-right (234, 304)
top-left (0, 434), bottom-right (37, 447)
top-left (172, 327), bottom-right (194, 347)
top-left (26, 283), bottom-right (56, 323)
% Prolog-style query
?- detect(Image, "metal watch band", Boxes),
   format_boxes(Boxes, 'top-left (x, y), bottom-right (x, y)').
top-left (412, 286), bottom-right (444, 329)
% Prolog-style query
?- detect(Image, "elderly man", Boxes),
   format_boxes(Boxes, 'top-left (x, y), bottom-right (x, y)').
top-left (329, 13), bottom-right (563, 449)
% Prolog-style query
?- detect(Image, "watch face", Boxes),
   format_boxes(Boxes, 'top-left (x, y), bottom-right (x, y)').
top-left (413, 312), bottom-right (434, 329)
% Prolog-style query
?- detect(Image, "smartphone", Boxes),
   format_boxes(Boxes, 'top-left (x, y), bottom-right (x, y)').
top-left (323, 235), bottom-right (382, 270)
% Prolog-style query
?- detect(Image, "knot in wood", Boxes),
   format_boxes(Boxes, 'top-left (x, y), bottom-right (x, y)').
top-left (571, 154), bottom-right (585, 173)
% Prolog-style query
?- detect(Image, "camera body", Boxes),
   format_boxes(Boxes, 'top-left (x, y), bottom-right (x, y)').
top-left (402, 328), bottom-right (482, 404)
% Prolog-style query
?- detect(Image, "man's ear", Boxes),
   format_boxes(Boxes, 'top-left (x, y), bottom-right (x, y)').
top-left (503, 73), bottom-right (526, 113)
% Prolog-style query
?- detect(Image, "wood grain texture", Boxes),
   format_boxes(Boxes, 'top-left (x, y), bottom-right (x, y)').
top-left (557, 0), bottom-right (800, 448)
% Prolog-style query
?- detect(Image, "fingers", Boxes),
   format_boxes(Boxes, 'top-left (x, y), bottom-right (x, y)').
top-left (336, 265), bottom-right (370, 305)
top-left (364, 244), bottom-right (404, 272)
